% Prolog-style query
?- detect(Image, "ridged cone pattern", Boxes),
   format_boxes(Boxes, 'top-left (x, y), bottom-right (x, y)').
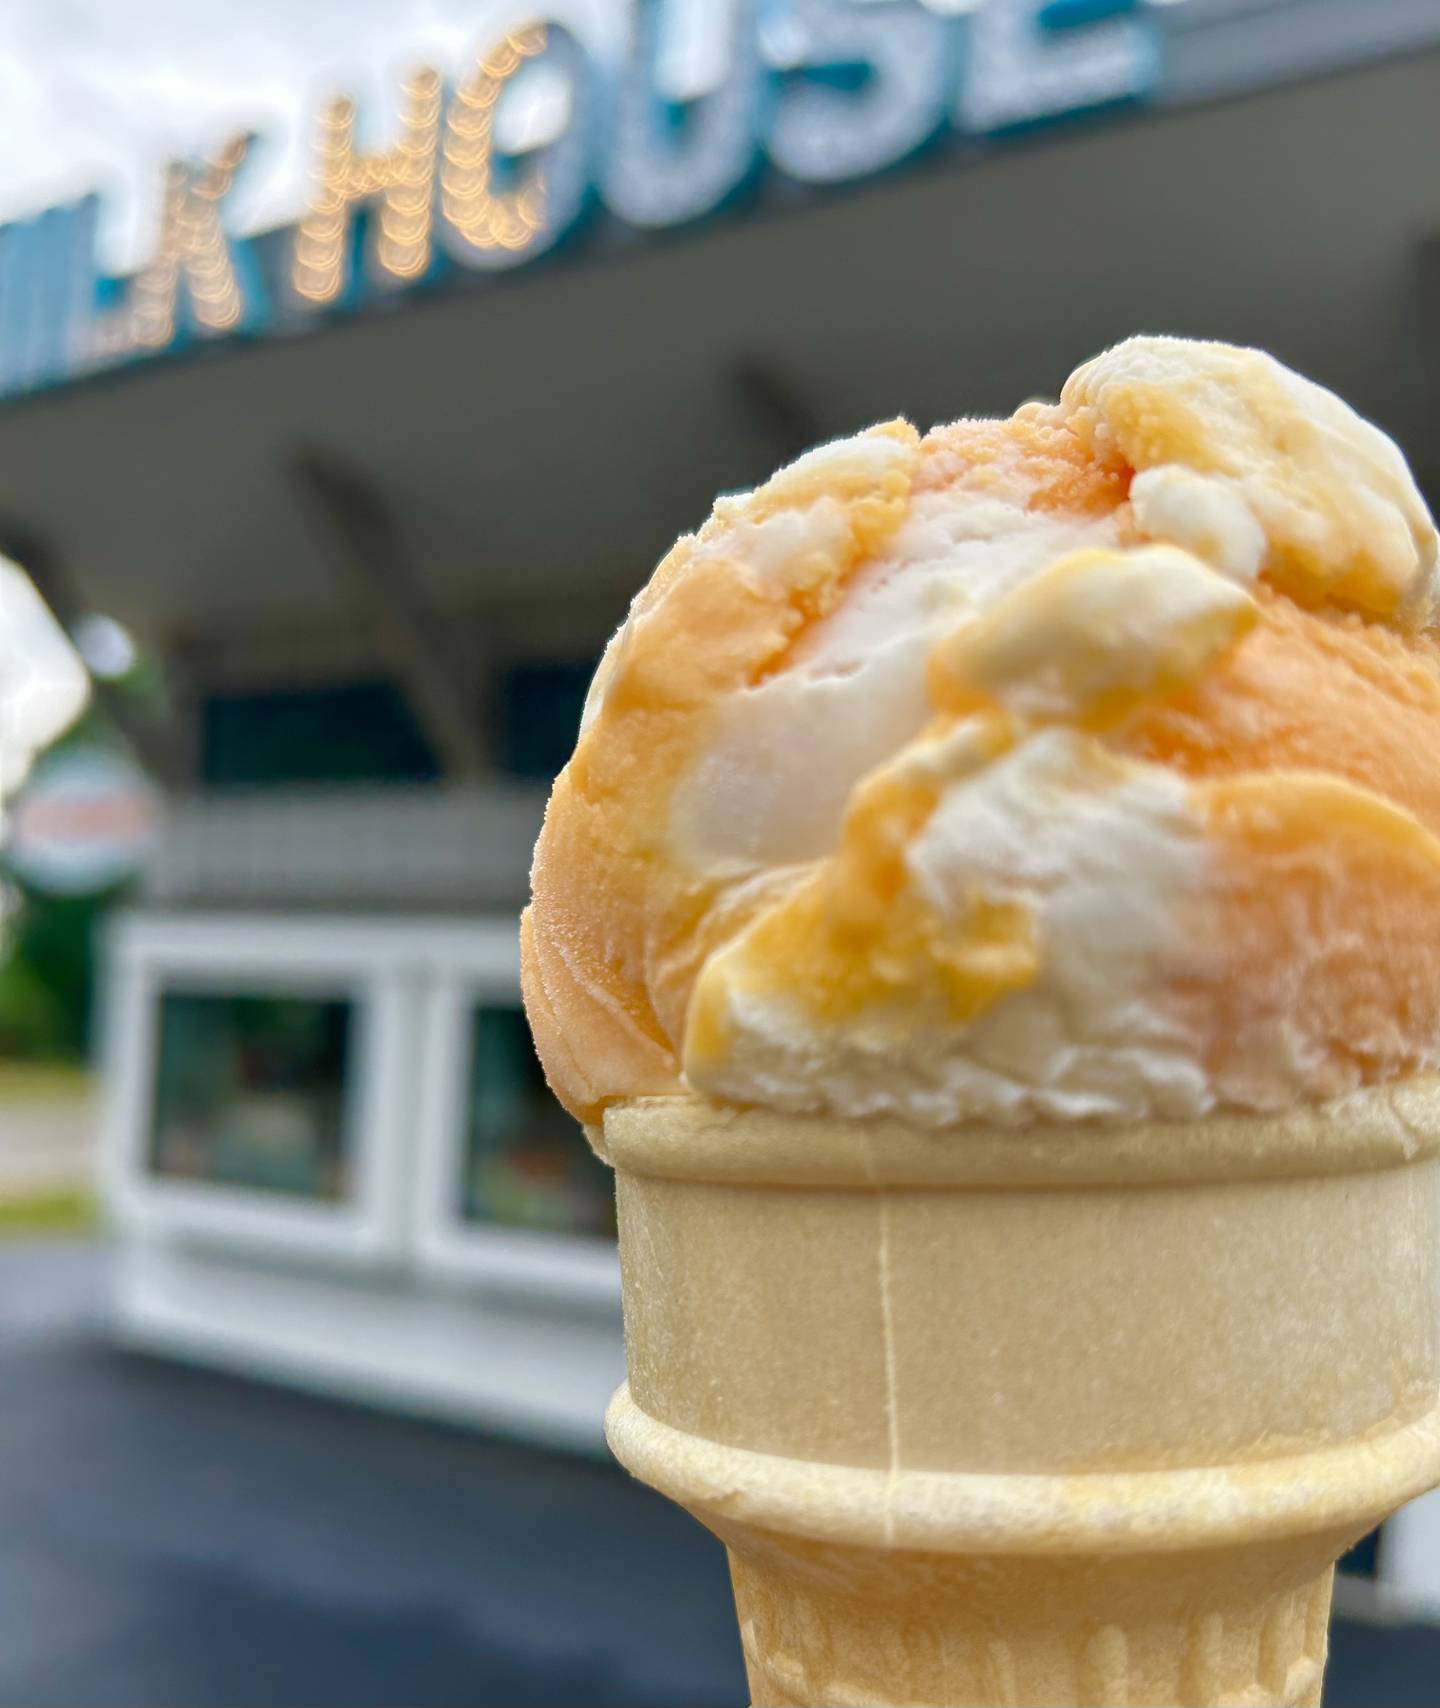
top-left (602, 1091), bottom-right (1440, 1708)
top-left (731, 1550), bottom-right (1334, 1707)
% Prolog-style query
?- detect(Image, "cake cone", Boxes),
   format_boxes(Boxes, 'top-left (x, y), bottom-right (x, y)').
top-left (599, 1087), bottom-right (1440, 1708)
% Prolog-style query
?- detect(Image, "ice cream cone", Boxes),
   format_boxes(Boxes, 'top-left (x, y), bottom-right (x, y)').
top-left (598, 1087), bottom-right (1440, 1707)
top-left (522, 334), bottom-right (1440, 1699)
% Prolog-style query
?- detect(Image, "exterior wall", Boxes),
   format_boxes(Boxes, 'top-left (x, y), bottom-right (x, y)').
top-left (143, 784), bottom-right (546, 911)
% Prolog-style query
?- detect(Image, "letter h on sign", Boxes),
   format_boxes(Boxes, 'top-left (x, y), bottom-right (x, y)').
top-left (292, 69), bottom-right (445, 306)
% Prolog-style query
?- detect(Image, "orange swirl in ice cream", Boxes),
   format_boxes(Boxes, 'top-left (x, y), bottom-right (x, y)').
top-left (522, 337), bottom-right (1440, 1127)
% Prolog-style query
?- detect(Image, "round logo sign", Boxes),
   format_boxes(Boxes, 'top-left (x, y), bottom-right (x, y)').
top-left (7, 747), bottom-right (159, 894)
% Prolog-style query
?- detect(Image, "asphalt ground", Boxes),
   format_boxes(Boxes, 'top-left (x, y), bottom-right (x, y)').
top-left (3, 1241), bottom-right (1437, 1706)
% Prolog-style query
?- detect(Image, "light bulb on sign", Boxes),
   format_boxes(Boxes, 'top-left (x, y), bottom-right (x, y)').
top-left (103, 135), bottom-right (256, 353)
top-left (292, 68), bottom-right (443, 307)
top-left (603, 0), bottom-right (772, 229)
top-left (439, 21), bottom-right (596, 272)
top-left (764, 0), bottom-right (954, 187)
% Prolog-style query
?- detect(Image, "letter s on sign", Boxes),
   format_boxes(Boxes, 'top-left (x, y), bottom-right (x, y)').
top-left (764, 0), bottom-right (954, 186)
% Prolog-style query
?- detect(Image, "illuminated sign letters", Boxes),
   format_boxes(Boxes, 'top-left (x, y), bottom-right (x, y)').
top-left (0, 0), bottom-right (1161, 397)
top-left (439, 23), bottom-right (597, 272)
top-left (292, 70), bottom-right (444, 306)
top-left (98, 136), bottom-right (262, 359)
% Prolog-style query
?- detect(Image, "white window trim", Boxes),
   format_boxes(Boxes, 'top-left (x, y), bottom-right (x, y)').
top-left (100, 910), bottom-right (620, 1305)
top-left (411, 933), bottom-right (621, 1309)
top-left (100, 912), bottom-right (429, 1269)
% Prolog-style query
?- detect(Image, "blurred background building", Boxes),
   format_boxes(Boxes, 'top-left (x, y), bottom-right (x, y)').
top-left (0, 0), bottom-right (1438, 1701)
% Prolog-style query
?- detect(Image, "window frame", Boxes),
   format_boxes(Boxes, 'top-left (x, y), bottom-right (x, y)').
top-left (411, 929), bottom-right (620, 1308)
top-left (101, 912), bottom-right (421, 1269)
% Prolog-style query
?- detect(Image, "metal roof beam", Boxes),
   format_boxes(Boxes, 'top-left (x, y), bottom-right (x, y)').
top-left (287, 448), bottom-right (489, 783)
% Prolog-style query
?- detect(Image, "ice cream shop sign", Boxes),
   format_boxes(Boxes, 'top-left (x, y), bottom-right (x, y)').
top-left (0, 0), bottom-right (1155, 398)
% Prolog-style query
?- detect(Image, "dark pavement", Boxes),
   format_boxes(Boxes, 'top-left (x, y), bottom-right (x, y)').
top-left (3, 1241), bottom-right (1438, 1707)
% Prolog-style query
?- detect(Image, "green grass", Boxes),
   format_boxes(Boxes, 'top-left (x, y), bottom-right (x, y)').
top-left (0, 1186), bottom-right (97, 1237)
top-left (0, 1060), bottom-right (93, 1103)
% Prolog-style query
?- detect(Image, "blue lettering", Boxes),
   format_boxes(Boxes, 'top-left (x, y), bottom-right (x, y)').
top-left (957, 0), bottom-right (1156, 134)
top-left (603, 0), bottom-right (772, 228)
top-left (0, 199), bottom-right (101, 393)
top-left (765, 0), bottom-right (954, 185)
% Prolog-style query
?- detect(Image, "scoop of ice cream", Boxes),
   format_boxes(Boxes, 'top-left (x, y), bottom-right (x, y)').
top-left (523, 336), bottom-right (1440, 1128)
